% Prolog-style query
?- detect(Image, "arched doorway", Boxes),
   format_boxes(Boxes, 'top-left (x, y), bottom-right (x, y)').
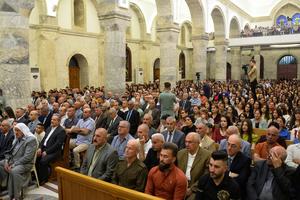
top-left (126, 45), bottom-right (132, 82)
top-left (277, 55), bottom-right (297, 79)
top-left (226, 62), bottom-right (232, 80)
top-left (179, 51), bottom-right (186, 79)
top-left (153, 58), bottom-right (160, 82)
top-left (68, 54), bottom-right (88, 88)
top-left (69, 57), bottom-right (80, 89)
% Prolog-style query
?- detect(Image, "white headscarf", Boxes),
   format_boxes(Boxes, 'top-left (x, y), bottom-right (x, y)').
top-left (14, 123), bottom-right (36, 138)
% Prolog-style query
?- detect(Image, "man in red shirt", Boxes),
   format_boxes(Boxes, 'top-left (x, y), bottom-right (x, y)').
top-left (145, 142), bottom-right (187, 200)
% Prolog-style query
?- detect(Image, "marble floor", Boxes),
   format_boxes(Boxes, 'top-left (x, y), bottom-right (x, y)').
top-left (1, 182), bottom-right (58, 200)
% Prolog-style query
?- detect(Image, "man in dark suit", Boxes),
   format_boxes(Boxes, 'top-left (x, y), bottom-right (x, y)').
top-left (144, 100), bottom-right (160, 129)
top-left (106, 108), bottom-right (122, 143)
top-left (15, 107), bottom-right (28, 124)
top-left (94, 105), bottom-right (108, 129)
top-left (179, 93), bottom-right (192, 113)
top-left (177, 132), bottom-right (210, 199)
top-left (0, 120), bottom-right (14, 160)
top-left (124, 100), bottom-right (140, 136)
top-left (161, 116), bottom-right (185, 150)
top-left (38, 106), bottom-right (53, 130)
top-left (226, 134), bottom-right (251, 199)
top-left (81, 128), bottom-right (118, 182)
top-left (247, 146), bottom-right (296, 200)
top-left (36, 114), bottom-right (66, 184)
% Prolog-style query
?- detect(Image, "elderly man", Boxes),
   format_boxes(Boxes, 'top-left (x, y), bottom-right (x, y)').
top-left (177, 132), bottom-right (211, 199)
top-left (144, 100), bottom-right (160, 129)
top-left (38, 106), bottom-right (53, 130)
top-left (81, 128), bottom-right (118, 182)
top-left (254, 126), bottom-right (280, 162)
top-left (124, 100), bottom-right (140, 136)
top-left (227, 134), bottom-right (251, 199)
top-left (219, 125), bottom-right (251, 158)
top-left (0, 120), bottom-right (14, 160)
top-left (196, 151), bottom-right (240, 199)
top-left (15, 108), bottom-right (28, 124)
top-left (69, 108), bottom-right (95, 170)
top-left (145, 142), bottom-right (187, 200)
top-left (144, 133), bottom-right (164, 170)
top-left (27, 110), bottom-right (40, 133)
top-left (247, 146), bottom-right (296, 200)
top-left (142, 113), bottom-right (157, 137)
top-left (113, 140), bottom-right (148, 192)
top-left (0, 123), bottom-right (37, 200)
top-left (196, 121), bottom-right (216, 152)
top-left (111, 121), bottom-right (135, 160)
top-left (285, 130), bottom-right (300, 168)
top-left (136, 124), bottom-right (152, 161)
top-left (106, 108), bottom-right (123, 143)
top-left (161, 116), bottom-right (185, 150)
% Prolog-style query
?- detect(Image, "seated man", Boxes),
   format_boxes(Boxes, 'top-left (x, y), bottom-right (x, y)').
top-left (161, 116), bottom-right (185, 150)
top-left (136, 124), bottom-right (152, 161)
top-left (285, 131), bottom-right (300, 168)
top-left (145, 142), bottom-right (187, 200)
top-left (195, 121), bottom-right (217, 152)
top-left (144, 133), bottom-right (164, 171)
top-left (69, 108), bottom-right (95, 170)
top-left (177, 132), bottom-right (210, 199)
top-left (112, 140), bottom-right (148, 192)
top-left (247, 146), bottom-right (296, 200)
top-left (0, 120), bottom-right (14, 160)
top-left (81, 128), bottom-right (118, 182)
top-left (0, 123), bottom-right (37, 200)
top-left (36, 114), bottom-right (66, 184)
top-left (34, 123), bottom-right (45, 145)
top-left (196, 150), bottom-right (240, 200)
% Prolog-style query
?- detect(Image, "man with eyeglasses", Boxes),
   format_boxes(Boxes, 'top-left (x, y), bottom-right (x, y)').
top-left (254, 126), bottom-right (280, 162)
top-left (111, 120), bottom-right (134, 160)
top-left (226, 134), bottom-right (251, 200)
top-left (177, 132), bottom-right (210, 199)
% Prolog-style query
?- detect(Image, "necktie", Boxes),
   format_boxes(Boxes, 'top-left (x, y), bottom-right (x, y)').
top-left (126, 110), bottom-right (132, 121)
top-left (167, 132), bottom-right (172, 142)
top-left (183, 101), bottom-right (186, 109)
top-left (228, 157), bottom-right (233, 169)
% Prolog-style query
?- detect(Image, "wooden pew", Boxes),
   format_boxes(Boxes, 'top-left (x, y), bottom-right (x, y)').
top-left (56, 167), bottom-right (163, 200)
top-left (253, 128), bottom-right (267, 137)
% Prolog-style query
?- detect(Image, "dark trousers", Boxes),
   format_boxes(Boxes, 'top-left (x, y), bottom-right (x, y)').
top-left (36, 152), bottom-right (60, 183)
top-left (250, 79), bottom-right (258, 100)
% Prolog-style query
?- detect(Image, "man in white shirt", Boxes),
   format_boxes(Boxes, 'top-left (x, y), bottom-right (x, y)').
top-left (136, 124), bottom-right (152, 161)
top-left (177, 132), bottom-right (211, 199)
top-left (285, 132), bottom-right (300, 168)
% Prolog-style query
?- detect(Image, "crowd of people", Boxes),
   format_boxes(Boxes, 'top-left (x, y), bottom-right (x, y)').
top-left (240, 24), bottom-right (300, 37)
top-left (0, 69), bottom-right (300, 199)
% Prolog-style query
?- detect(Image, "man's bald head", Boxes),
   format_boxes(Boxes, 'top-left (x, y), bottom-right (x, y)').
top-left (226, 126), bottom-right (240, 138)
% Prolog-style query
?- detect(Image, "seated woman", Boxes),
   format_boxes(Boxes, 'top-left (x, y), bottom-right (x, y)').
top-left (181, 115), bottom-right (196, 136)
top-left (276, 116), bottom-right (290, 140)
top-left (240, 119), bottom-right (259, 144)
top-left (212, 116), bottom-right (232, 143)
top-left (251, 110), bottom-right (268, 129)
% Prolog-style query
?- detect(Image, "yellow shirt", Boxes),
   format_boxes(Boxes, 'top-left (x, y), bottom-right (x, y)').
top-left (248, 65), bottom-right (257, 82)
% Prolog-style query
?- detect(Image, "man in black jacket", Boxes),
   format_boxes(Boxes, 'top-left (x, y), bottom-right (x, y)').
top-left (36, 114), bottom-right (66, 184)
top-left (0, 120), bottom-right (14, 160)
top-left (247, 146), bottom-right (296, 200)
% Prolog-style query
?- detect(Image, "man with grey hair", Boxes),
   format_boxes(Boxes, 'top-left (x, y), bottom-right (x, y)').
top-left (195, 121), bottom-right (216, 152)
top-left (111, 121), bottom-right (134, 160)
top-left (144, 133), bottom-right (165, 170)
top-left (177, 132), bottom-right (211, 199)
top-left (219, 125), bottom-right (251, 158)
top-left (247, 146), bottom-right (296, 200)
top-left (106, 108), bottom-right (122, 143)
top-left (0, 120), bottom-right (14, 160)
top-left (136, 124), bottom-right (152, 161)
top-left (142, 113), bottom-right (157, 137)
top-left (112, 140), bottom-right (148, 192)
top-left (124, 100), bottom-right (140, 136)
top-left (161, 116), bottom-right (185, 150)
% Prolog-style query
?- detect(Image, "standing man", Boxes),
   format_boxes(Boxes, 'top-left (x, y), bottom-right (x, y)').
top-left (196, 150), bottom-right (241, 200)
top-left (81, 128), bottom-right (118, 182)
top-left (248, 59), bottom-right (257, 100)
top-left (177, 132), bottom-right (210, 199)
top-left (158, 82), bottom-right (176, 118)
top-left (145, 142), bottom-right (187, 200)
top-left (112, 140), bottom-right (148, 192)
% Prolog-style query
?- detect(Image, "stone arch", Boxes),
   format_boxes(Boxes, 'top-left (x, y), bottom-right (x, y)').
top-left (270, 0), bottom-right (300, 22)
top-left (179, 21), bottom-right (192, 47)
top-left (185, 0), bottom-right (205, 35)
top-left (67, 53), bottom-right (89, 88)
top-left (73, 0), bottom-right (85, 28)
top-left (211, 7), bottom-right (226, 39)
top-left (277, 55), bottom-right (297, 79)
top-left (150, 16), bottom-right (159, 42)
top-left (126, 45), bottom-right (132, 82)
top-left (153, 58), bottom-right (160, 82)
top-left (129, 3), bottom-right (147, 39)
top-left (179, 51), bottom-right (186, 79)
top-left (229, 17), bottom-right (241, 38)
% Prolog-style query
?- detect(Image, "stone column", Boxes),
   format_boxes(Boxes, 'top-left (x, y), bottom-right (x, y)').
top-left (214, 39), bottom-right (228, 81)
top-left (0, 11), bottom-right (31, 108)
top-left (99, 13), bottom-right (130, 94)
top-left (157, 25), bottom-right (180, 90)
top-left (253, 45), bottom-right (261, 80)
top-left (231, 47), bottom-right (241, 80)
top-left (191, 34), bottom-right (208, 80)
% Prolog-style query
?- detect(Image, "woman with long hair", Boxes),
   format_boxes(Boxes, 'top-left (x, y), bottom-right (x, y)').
top-left (212, 115), bottom-right (232, 143)
top-left (240, 119), bottom-right (259, 144)
top-left (276, 116), bottom-right (290, 140)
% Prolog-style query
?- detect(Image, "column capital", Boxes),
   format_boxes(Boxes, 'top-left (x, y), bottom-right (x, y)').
top-left (192, 33), bottom-right (209, 41)
top-left (214, 39), bottom-right (229, 46)
top-left (253, 45), bottom-right (261, 54)
top-left (99, 12), bottom-right (131, 32)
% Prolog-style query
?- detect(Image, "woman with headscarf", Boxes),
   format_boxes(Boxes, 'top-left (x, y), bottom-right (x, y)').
top-left (0, 123), bottom-right (37, 200)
